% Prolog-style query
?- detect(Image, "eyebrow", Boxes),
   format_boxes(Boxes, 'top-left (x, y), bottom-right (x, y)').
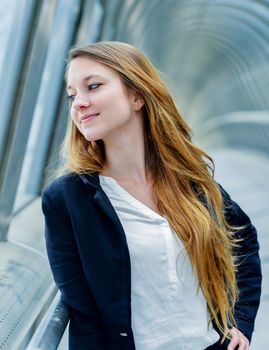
top-left (67, 74), bottom-right (104, 90)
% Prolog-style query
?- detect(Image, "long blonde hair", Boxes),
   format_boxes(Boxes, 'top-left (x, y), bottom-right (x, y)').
top-left (63, 41), bottom-right (238, 339)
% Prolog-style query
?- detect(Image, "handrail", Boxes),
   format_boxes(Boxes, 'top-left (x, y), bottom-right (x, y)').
top-left (26, 292), bottom-right (69, 350)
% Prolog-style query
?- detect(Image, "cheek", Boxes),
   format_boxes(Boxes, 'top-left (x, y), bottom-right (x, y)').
top-left (105, 95), bottom-right (132, 117)
top-left (70, 109), bottom-right (80, 127)
top-left (97, 86), bottom-right (131, 112)
top-left (70, 107), bottom-right (77, 124)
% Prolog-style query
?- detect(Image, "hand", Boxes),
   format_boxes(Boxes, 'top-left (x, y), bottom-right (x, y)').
top-left (227, 327), bottom-right (250, 350)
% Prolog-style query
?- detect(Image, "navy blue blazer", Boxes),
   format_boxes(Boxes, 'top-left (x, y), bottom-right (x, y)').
top-left (41, 172), bottom-right (262, 350)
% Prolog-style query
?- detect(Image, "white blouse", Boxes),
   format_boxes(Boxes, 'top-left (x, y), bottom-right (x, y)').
top-left (99, 175), bottom-right (219, 350)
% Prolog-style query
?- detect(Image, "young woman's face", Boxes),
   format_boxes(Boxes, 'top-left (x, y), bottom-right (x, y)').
top-left (66, 56), bottom-right (143, 142)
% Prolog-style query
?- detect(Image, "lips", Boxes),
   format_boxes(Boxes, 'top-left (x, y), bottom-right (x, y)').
top-left (81, 113), bottom-right (99, 123)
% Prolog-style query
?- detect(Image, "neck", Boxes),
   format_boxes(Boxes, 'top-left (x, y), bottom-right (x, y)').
top-left (100, 117), bottom-right (150, 184)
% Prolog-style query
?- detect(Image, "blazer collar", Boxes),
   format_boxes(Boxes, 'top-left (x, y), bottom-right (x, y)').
top-left (78, 171), bottom-right (100, 189)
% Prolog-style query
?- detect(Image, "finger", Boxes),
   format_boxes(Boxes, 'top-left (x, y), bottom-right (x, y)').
top-left (236, 330), bottom-right (249, 350)
top-left (228, 336), bottom-right (240, 350)
top-left (238, 339), bottom-right (249, 350)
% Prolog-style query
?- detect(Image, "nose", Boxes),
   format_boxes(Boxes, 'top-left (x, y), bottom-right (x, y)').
top-left (72, 97), bottom-right (90, 111)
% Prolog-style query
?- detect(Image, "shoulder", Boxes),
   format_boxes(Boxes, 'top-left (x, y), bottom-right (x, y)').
top-left (41, 172), bottom-right (81, 217)
top-left (217, 183), bottom-right (252, 227)
top-left (196, 181), bottom-right (253, 230)
top-left (42, 172), bottom-right (80, 196)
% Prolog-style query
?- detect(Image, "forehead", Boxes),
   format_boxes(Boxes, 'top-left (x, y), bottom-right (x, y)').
top-left (67, 56), bottom-right (118, 86)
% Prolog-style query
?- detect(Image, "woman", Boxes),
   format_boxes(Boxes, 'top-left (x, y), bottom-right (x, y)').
top-left (42, 41), bottom-right (261, 350)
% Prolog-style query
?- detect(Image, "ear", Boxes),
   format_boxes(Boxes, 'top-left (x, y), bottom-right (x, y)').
top-left (132, 92), bottom-right (145, 111)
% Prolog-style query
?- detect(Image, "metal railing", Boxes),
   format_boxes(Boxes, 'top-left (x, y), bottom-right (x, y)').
top-left (26, 292), bottom-right (69, 350)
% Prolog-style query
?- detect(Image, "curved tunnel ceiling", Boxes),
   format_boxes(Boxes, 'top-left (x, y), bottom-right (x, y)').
top-left (104, 0), bottom-right (269, 153)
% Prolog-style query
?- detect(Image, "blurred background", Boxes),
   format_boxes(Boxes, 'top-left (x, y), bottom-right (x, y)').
top-left (0, 0), bottom-right (268, 349)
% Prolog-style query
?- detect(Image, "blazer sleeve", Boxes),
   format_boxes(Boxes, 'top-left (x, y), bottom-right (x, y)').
top-left (219, 185), bottom-right (262, 342)
top-left (42, 187), bottom-right (107, 350)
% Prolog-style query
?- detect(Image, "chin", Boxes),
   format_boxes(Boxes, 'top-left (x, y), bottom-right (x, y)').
top-left (83, 129), bottom-right (95, 141)
top-left (83, 131), bottom-right (103, 142)
top-left (84, 135), bottom-right (98, 142)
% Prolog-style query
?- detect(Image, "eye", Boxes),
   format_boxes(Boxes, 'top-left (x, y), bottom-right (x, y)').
top-left (88, 83), bottom-right (101, 90)
top-left (67, 94), bottom-right (75, 103)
